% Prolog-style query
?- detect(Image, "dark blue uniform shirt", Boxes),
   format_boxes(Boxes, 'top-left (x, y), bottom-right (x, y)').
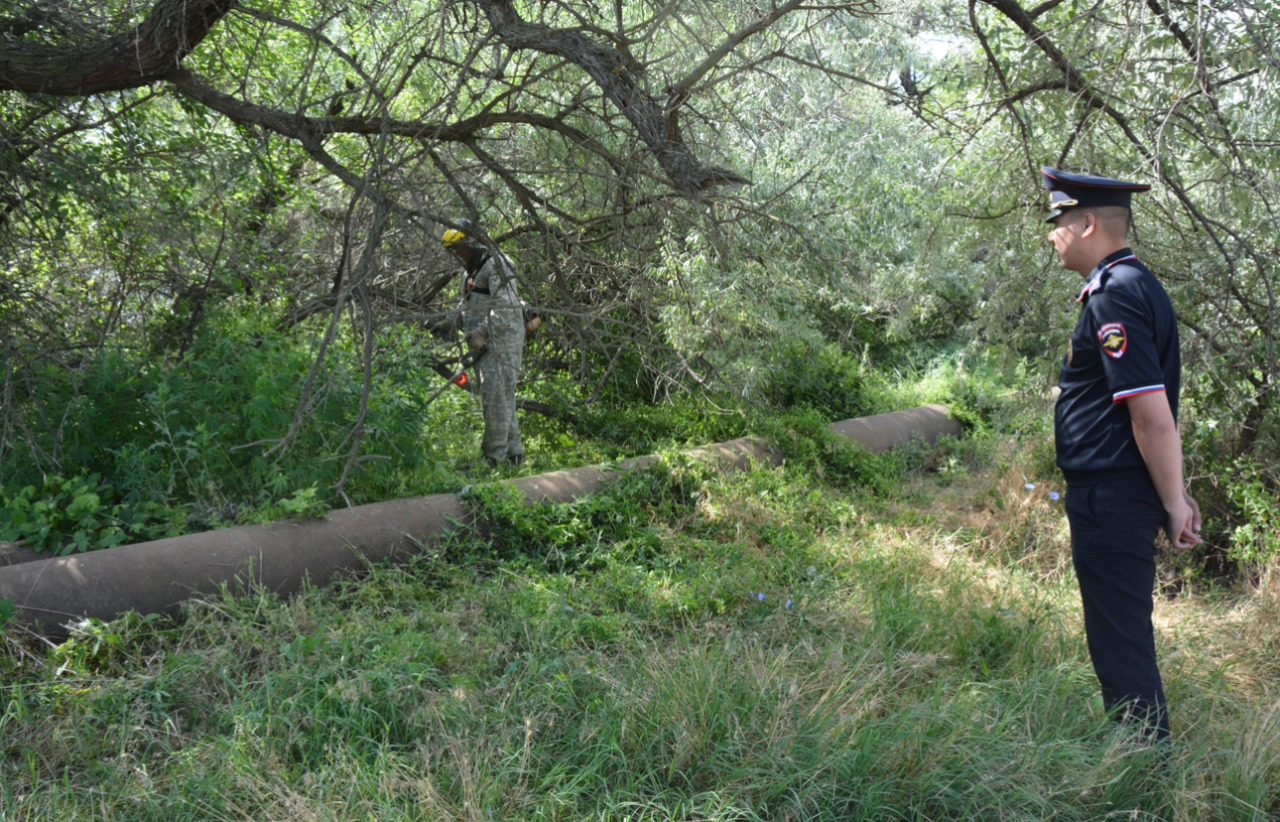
top-left (1055, 248), bottom-right (1181, 480)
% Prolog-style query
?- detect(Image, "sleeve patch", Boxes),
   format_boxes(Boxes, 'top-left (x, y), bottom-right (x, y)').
top-left (1098, 322), bottom-right (1127, 358)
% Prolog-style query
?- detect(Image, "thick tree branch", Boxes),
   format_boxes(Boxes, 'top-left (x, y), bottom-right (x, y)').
top-left (0, 0), bottom-right (234, 95)
top-left (1143, 0), bottom-right (1197, 61)
top-left (1025, 0), bottom-right (1069, 18)
top-left (977, 0), bottom-right (1158, 174)
top-left (473, 0), bottom-right (750, 199)
top-left (168, 67), bottom-right (620, 167)
top-left (979, 0), bottom-right (1100, 100)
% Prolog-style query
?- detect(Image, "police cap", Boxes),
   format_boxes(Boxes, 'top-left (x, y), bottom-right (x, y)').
top-left (1041, 167), bottom-right (1151, 223)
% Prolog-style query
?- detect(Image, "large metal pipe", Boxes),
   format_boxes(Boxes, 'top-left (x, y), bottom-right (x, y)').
top-left (1, 405), bottom-right (959, 636)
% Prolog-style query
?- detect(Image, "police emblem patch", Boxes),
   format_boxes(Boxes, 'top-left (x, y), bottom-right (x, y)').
top-left (1098, 322), bottom-right (1127, 358)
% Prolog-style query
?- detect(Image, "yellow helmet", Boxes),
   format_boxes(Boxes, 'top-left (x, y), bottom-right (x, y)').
top-left (442, 217), bottom-right (476, 249)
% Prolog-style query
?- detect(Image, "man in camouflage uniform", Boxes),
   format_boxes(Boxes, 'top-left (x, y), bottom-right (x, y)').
top-left (443, 221), bottom-right (525, 465)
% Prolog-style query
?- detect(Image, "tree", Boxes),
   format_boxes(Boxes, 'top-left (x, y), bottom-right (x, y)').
top-left (973, 0), bottom-right (1279, 455)
top-left (2, 0), bottom-right (882, 502)
top-left (868, 0), bottom-right (1278, 449)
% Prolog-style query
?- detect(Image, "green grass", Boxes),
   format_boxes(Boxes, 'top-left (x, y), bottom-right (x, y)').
top-left (3, 431), bottom-right (1279, 821)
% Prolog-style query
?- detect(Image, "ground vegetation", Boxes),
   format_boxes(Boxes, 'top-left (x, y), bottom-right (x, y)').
top-left (3, 402), bottom-right (1278, 819)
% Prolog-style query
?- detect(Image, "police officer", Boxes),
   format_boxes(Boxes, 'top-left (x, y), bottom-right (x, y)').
top-left (442, 220), bottom-right (525, 466)
top-left (1044, 166), bottom-right (1202, 743)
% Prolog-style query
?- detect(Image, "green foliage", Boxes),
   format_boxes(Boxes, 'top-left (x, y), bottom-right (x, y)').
top-left (5, 2), bottom-right (1280, 812)
top-left (50, 618), bottom-right (131, 674)
top-left (0, 0), bottom-right (1274, 584)
top-left (1221, 458), bottom-right (1280, 565)
top-left (455, 460), bottom-right (711, 572)
top-left (2, 304), bottom-right (468, 537)
top-left (758, 407), bottom-right (903, 494)
top-left (4, 445), bottom-right (1279, 820)
top-left (760, 341), bottom-right (871, 420)
top-left (272, 485), bottom-right (327, 519)
top-left (0, 473), bottom-right (181, 555)
top-left (572, 399), bottom-right (746, 457)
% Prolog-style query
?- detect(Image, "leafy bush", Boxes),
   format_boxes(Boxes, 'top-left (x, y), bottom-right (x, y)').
top-left (757, 407), bottom-right (903, 494)
top-left (0, 473), bottom-right (182, 554)
top-left (1222, 458), bottom-right (1280, 565)
top-left (453, 459), bottom-right (713, 572)
top-left (0, 304), bottom-right (463, 534)
top-left (760, 341), bottom-right (871, 420)
top-left (572, 400), bottom-right (746, 457)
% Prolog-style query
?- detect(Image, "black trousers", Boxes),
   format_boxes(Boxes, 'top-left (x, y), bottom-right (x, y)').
top-left (1065, 470), bottom-right (1170, 742)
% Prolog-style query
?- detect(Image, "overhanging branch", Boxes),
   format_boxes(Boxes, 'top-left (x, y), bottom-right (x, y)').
top-left (169, 68), bottom-right (614, 156)
top-left (474, 0), bottom-right (751, 199)
top-left (0, 0), bottom-right (234, 95)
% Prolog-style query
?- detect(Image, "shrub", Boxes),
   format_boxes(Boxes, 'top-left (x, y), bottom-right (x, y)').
top-left (0, 473), bottom-right (182, 554)
top-left (1223, 457), bottom-right (1280, 565)
top-left (760, 341), bottom-right (871, 421)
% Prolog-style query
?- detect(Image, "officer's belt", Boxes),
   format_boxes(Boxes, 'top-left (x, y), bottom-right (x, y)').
top-left (1060, 465), bottom-right (1149, 486)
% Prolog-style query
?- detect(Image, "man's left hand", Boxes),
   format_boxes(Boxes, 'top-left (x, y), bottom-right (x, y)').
top-left (1166, 490), bottom-right (1203, 550)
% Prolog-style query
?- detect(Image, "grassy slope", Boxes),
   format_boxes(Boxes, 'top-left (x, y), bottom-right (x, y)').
top-left (2, 434), bottom-right (1278, 821)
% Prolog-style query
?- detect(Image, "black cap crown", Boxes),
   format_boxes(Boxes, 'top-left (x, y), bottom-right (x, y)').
top-left (1041, 167), bottom-right (1151, 223)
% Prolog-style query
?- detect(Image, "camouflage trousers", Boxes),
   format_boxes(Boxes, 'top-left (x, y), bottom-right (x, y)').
top-left (465, 300), bottom-right (525, 464)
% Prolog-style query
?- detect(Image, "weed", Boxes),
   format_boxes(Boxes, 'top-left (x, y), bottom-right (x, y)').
top-left (453, 458), bottom-right (711, 572)
top-left (760, 340), bottom-right (871, 421)
top-left (0, 473), bottom-right (182, 554)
